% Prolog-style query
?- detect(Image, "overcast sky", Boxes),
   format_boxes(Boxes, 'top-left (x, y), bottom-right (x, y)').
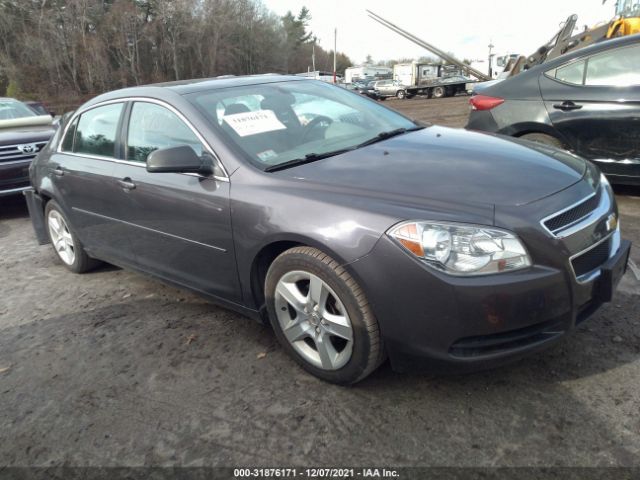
top-left (263, 0), bottom-right (615, 66)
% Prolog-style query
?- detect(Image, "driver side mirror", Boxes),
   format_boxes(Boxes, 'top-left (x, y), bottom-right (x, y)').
top-left (146, 146), bottom-right (214, 175)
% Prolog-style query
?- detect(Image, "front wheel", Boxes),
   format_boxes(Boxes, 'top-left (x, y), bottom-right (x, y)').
top-left (45, 200), bottom-right (100, 273)
top-left (396, 89), bottom-right (406, 99)
top-left (265, 247), bottom-right (385, 385)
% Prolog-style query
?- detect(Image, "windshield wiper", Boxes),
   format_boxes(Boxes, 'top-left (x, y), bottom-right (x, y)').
top-left (264, 125), bottom-right (425, 172)
top-left (356, 126), bottom-right (425, 148)
top-left (264, 148), bottom-right (354, 172)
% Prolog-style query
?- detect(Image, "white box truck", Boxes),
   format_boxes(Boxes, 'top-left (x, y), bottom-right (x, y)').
top-left (345, 65), bottom-right (392, 83)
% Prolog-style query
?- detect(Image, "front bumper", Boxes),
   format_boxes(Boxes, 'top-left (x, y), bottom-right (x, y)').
top-left (350, 232), bottom-right (631, 374)
top-left (0, 159), bottom-right (31, 196)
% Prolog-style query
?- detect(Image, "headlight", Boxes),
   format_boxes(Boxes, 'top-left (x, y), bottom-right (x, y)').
top-left (387, 221), bottom-right (532, 276)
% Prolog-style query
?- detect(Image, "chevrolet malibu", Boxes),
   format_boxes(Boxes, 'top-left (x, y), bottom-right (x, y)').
top-left (25, 76), bottom-right (631, 384)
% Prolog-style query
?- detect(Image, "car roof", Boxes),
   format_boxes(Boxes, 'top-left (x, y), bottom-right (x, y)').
top-left (154, 74), bottom-right (306, 93)
top-left (525, 33), bottom-right (640, 75)
top-left (83, 74), bottom-right (309, 106)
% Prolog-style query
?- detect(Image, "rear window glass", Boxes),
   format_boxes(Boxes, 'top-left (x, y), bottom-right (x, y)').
top-left (61, 117), bottom-right (78, 152)
top-left (73, 103), bottom-right (123, 158)
top-left (552, 60), bottom-right (586, 85)
top-left (585, 44), bottom-right (640, 86)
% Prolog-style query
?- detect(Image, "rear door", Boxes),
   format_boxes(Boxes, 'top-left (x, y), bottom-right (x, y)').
top-left (376, 80), bottom-right (393, 96)
top-left (113, 100), bottom-right (241, 301)
top-left (50, 102), bottom-right (136, 263)
top-left (540, 43), bottom-right (640, 175)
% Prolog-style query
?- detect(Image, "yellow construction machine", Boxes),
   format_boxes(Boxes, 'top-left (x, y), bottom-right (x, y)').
top-left (606, 0), bottom-right (640, 38)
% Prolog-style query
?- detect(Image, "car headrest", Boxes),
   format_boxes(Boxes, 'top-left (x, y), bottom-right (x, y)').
top-left (224, 103), bottom-right (250, 116)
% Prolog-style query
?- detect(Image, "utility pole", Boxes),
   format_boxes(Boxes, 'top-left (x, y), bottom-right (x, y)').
top-left (312, 42), bottom-right (316, 72)
top-left (488, 41), bottom-right (495, 78)
top-left (333, 28), bottom-right (337, 83)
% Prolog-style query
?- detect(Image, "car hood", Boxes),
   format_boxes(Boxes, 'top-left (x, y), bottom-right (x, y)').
top-left (277, 126), bottom-right (586, 207)
top-left (0, 124), bottom-right (54, 146)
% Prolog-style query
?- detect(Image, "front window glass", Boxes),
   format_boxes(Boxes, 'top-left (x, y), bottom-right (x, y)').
top-left (74, 103), bottom-right (124, 157)
top-left (127, 102), bottom-right (204, 163)
top-left (188, 80), bottom-right (417, 170)
top-left (0, 100), bottom-right (37, 120)
top-left (585, 45), bottom-right (640, 86)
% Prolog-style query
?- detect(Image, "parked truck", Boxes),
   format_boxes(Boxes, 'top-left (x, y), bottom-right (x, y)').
top-left (373, 62), bottom-right (475, 99)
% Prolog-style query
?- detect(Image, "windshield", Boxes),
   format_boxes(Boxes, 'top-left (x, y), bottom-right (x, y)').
top-left (187, 80), bottom-right (417, 170)
top-left (0, 100), bottom-right (38, 120)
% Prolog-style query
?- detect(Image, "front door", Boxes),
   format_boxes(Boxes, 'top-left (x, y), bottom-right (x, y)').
top-left (113, 101), bottom-right (241, 302)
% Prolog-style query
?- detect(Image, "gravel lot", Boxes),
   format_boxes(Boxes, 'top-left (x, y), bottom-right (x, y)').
top-left (1, 96), bottom-right (639, 469)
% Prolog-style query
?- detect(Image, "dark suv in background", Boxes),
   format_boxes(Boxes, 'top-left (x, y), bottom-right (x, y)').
top-left (0, 97), bottom-right (55, 196)
top-left (467, 35), bottom-right (640, 185)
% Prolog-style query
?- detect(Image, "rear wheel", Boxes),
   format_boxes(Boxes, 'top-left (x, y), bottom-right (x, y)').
top-left (45, 200), bottom-right (100, 273)
top-left (432, 86), bottom-right (446, 99)
top-left (265, 247), bottom-right (384, 385)
top-left (520, 133), bottom-right (566, 149)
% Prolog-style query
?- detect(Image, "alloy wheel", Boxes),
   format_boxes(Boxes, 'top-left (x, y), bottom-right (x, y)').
top-left (274, 270), bottom-right (353, 370)
top-left (47, 209), bottom-right (76, 266)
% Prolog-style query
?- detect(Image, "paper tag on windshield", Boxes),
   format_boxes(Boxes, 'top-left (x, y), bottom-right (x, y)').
top-left (223, 109), bottom-right (286, 137)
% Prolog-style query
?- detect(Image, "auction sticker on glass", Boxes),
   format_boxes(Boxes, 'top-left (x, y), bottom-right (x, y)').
top-left (223, 109), bottom-right (286, 137)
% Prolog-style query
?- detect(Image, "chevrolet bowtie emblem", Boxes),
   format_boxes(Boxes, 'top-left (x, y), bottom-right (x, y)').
top-left (606, 213), bottom-right (618, 232)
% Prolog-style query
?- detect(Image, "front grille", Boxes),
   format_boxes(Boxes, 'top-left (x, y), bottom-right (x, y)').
top-left (571, 237), bottom-right (611, 278)
top-left (449, 318), bottom-right (566, 358)
top-left (543, 193), bottom-right (600, 234)
top-left (0, 142), bottom-right (47, 164)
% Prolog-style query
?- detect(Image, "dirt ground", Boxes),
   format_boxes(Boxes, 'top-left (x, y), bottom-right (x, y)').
top-left (1, 96), bottom-right (639, 469)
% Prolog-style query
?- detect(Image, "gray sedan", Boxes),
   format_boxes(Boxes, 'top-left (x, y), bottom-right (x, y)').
top-left (25, 75), bottom-right (630, 384)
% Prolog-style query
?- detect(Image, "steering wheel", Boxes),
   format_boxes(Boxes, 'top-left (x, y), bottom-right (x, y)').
top-left (302, 115), bottom-right (333, 141)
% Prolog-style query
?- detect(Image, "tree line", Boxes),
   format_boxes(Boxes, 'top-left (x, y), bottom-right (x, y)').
top-left (0, 0), bottom-right (352, 111)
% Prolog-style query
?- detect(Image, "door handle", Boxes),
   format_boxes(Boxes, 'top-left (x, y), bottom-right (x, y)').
top-left (53, 166), bottom-right (65, 177)
top-left (553, 101), bottom-right (583, 111)
top-left (117, 178), bottom-right (136, 190)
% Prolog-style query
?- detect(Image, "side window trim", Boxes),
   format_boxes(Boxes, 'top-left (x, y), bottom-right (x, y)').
top-left (56, 97), bottom-right (229, 181)
top-left (582, 58), bottom-right (589, 86)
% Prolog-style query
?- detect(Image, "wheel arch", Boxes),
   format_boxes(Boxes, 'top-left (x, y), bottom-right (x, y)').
top-left (248, 234), bottom-right (363, 323)
top-left (503, 122), bottom-right (571, 148)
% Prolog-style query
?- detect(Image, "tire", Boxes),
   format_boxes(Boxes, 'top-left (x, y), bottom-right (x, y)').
top-left (396, 89), bottom-right (406, 99)
top-left (519, 133), bottom-right (566, 149)
top-left (45, 200), bottom-right (100, 273)
top-left (432, 86), bottom-right (446, 99)
top-left (265, 247), bottom-right (385, 385)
